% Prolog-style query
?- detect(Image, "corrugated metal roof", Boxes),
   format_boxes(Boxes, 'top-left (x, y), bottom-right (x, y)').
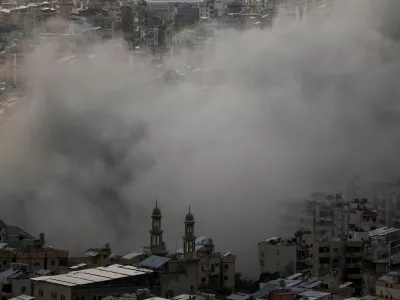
top-left (0, 268), bottom-right (22, 279)
top-left (79, 268), bottom-right (126, 279)
top-left (304, 281), bottom-right (322, 289)
top-left (122, 249), bottom-right (146, 260)
top-left (286, 273), bottom-right (303, 280)
top-left (9, 295), bottom-right (35, 300)
top-left (369, 227), bottom-right (399, 237)
top-left (36, 269), bottom-right (51, 276)
top-left (31, 264), bottom-right (153, 287)
top-left (297, 277), bottom-right (319, 288)
top-left (69, 263), bottom-right (87, 270)
top-left (287, 279), bottom-right (304, 287)
top-left (98, 265), bottom-right (149, 276)
top-left (339, 282), bottom-right (353, 289)
top-left (138, 255), bottom-right (171, 269)
top-left (253, 284), bottom-right (277, 298)
top-left (299, 291), bottom-right (331, 299)
top-left (227, 294), bottom-right (251, 300)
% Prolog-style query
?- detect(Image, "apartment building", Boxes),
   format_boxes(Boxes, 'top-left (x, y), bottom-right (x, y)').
top-left (0, 263), bottom-right (31, 300)
top-left (376, 271), bottom-right (400, 300)
top-left (0, 3), bottom-right (56, 34)
top-left (0, 222), bottom-right (69, 275)
top-left (257, 237), bottom-right (297, 277)
top-left (363, 228), bottom-right (400, 296)
top-left (300, 195), bottom-right (381, 239)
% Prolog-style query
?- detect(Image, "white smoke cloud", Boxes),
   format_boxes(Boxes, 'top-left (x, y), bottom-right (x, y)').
top-left (0, 0), bottom-right (400, 277)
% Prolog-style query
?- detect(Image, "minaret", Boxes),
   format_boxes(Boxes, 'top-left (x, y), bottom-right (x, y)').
top-left (183, 206), bottom-right (196, 259)
top-left (150, 200), bottom-right (164, 255)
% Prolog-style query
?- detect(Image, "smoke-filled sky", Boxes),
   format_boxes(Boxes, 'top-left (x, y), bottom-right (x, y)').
top-left (1, 0), bottom-right (400, 278)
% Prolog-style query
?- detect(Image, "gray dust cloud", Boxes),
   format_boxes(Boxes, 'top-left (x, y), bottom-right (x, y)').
top-left (1, 0), bottom-right (400, 278)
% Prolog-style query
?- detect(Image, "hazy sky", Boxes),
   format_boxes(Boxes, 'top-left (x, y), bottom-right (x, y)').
top-left (0, 0), bottom-right (400, 278)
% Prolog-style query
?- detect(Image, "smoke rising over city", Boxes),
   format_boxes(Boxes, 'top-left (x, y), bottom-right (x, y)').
top-left (0, 0), bottom-right (400, 277)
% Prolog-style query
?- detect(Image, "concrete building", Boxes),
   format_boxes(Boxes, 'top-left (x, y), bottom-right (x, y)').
top-left (257, 237), bottom-right (297, 277)
top-left (131, 204), bottom-right (236, 297)
top-left (0, 220), bottom-right (38, 247)
top-left (363, 228), bottom-right (400, 296)
top-left (199, 0), bottom-right (213, 19)
top-left (376, 271), bottom-right (400, 300)
top-left (56, 0), bottom-right (74, 21)
top-left (30, 264), bottom-right (154, 300)
top-left (171, 3), bottom-right (199, 31)
top-left (0, 222), bottom-right (69, 275)
top-left (0, 3), bottom-right (56, 34)
top-left (0, 263), bottom-right (31, 300)
top-left (68, 243), bottom-right (117, 270)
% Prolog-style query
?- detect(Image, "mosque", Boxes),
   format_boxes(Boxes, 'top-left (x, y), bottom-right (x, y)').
top-left (137, 201), bottom-right (236, 298)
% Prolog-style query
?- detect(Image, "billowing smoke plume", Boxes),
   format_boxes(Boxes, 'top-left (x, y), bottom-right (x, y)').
top-left (1, 0), bottom-right (400, 277)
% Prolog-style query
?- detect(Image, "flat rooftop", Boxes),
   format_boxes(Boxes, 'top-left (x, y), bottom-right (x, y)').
top-left (31, 264), bottom-right (152, 287)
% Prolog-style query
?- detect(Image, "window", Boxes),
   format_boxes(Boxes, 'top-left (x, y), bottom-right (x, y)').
top-left (51, 260), bottom-right (56, 266)
top-left (391, 284), bottom-right (393, 288)
top-left (51, 293), bottom-right (57, 300)
top-left (104, 255), bottom-right (107, 259)
top-left (21, 286), bottom-right (26, 294)
top-left (224, 264), bottom-right (228, 270)
top-left (34, 261), bottom-right (40, 266)
top-left (261, 252), bottom-right (264, 257)
top-left (39, 289), bottom-right (44, 297)
top-left (386, 283), bottom-right (389, 287)
top-left (93, 297), bottom-right (96, 300)
top-left (61, 296), bottom-right (66, 300)
top-left (224, 276), bottom-right (228, 281)
top-left (201, 277), bottom-right (207, 283)
top-left (201, 265), bottom-right (207, 271)
top-left (2, 260), bottom-right (6, 266)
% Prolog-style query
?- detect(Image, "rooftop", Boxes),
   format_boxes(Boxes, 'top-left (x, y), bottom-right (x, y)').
top-left (9, 295), bottom-right (34, 300)
top-left (259, 237), bottom-right (296, 246)
top-left (369, 227), bottom-right (399, 238)
top-left (31, 264), bottom-right (153, 287)
top-left (138, 255), bottom-right (171, 269)
top-left (299, 291), bottom-right (331, 300)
